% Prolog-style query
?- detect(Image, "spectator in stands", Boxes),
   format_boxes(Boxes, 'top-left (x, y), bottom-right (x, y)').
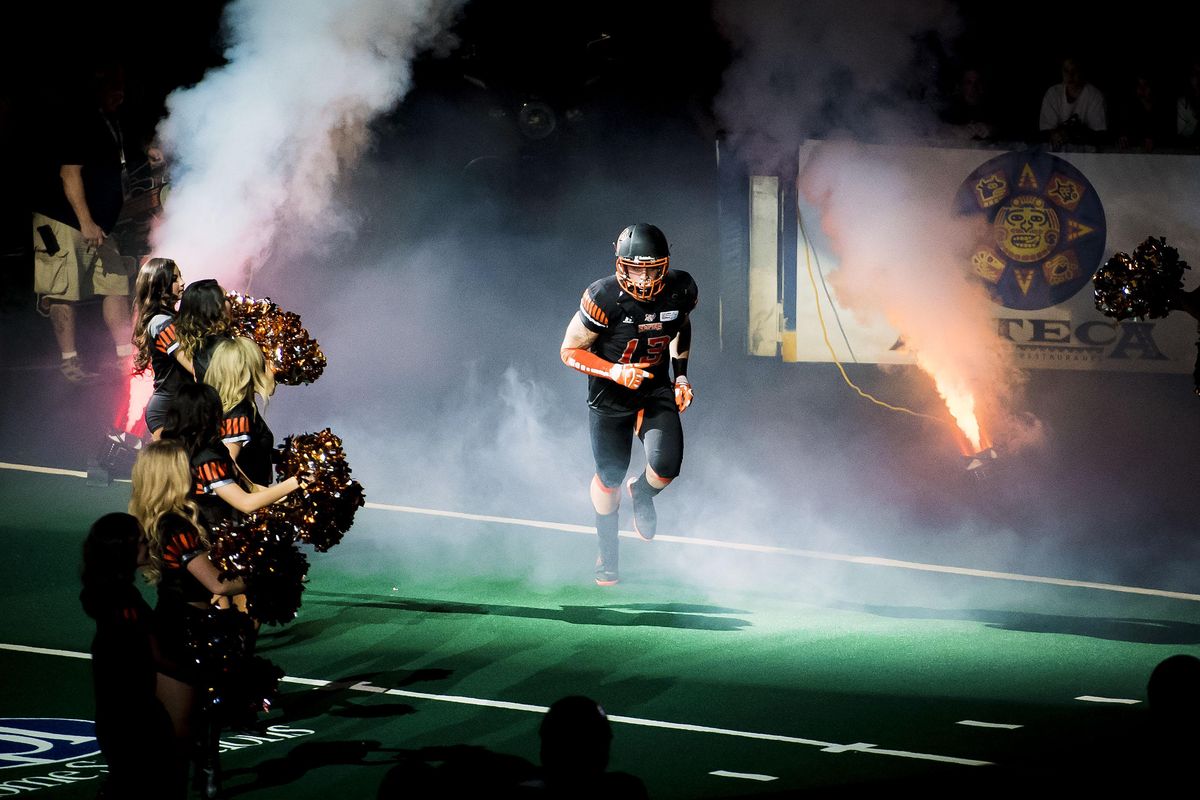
top-left (939, 66), bottom-right (999, 143)
top-left (1176, 59), bottom-right (1200, 149)
top-left (1040, 56), bottom-right (1107, 150)
top-left (1116, 70), bottom-right (1173, 152)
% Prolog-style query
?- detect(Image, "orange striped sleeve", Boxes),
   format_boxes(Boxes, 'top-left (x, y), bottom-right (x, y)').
top-left (579, 291), bottom-right (609, 328)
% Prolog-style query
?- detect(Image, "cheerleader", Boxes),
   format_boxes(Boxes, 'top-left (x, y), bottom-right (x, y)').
top-left (162, 382), bottom-right (301, 528)
top-left (204, 336), bottom-right (277, 486)
top-left (129, 440), bottom-right (248, 797)
top-left (131, 258), bottom-right (189, 438)
top-left (175, 278), bottom-right (233, 384)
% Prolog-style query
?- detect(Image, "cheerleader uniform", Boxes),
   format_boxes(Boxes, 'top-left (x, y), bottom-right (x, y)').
top-left (220, 399), bottom-right (275, 486)
top-left (190, 443), bottom-right (238, 531)
top-left (152, 516), bottom-right (213, 685)
top-left (144, 313), bottom-right (189, 433)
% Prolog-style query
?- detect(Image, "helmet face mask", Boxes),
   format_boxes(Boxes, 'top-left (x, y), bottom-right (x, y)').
top-left (616, 256), bottom-right (668, 301)
top-left (614, 223), bottom-right (670, 301)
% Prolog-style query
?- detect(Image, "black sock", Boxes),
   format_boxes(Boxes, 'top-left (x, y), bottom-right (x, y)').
top-left (597, 510), bottom-right (618, 540)
top-left (596, 510), bottom-right (619, 568)
top-left (632, 473), bottom-right (664, 498)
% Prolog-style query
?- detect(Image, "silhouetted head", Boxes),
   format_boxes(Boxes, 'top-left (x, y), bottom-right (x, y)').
top-left (539, 695), bottom-right (612, 784)
top-left (80, 512), bottom-right (142, 618)
top-left (1148, 654), bottom-right (1200, 734)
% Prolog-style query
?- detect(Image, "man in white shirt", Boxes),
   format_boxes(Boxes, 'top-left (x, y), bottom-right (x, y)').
top-left (1039, 57), bottom-right (1107, 150)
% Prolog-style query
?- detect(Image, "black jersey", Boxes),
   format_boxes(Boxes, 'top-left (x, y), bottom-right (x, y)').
top-left (577, 270), bottom-right (698, 414)
top-left (220, 399), bottom-right (275, 486)
top-left (148, 313), bottom-right (187, 395)
top-left (155, 517), bottom-right (211, 606)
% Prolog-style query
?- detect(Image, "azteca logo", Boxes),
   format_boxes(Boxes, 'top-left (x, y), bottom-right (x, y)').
top-left (955, 150), bottom-right (1106, 311)
top-left (0, 719), bottom-right (99, 769)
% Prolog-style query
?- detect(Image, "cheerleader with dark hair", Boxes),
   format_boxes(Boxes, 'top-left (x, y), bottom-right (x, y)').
top-left (175, 279), bottom-right (234, 384)
top-left (80, 512), bottom-right (178, 800)
top-left (132, 258), bottom-right (190, 438)
top-left (162, 382), bottom-right (301, 529)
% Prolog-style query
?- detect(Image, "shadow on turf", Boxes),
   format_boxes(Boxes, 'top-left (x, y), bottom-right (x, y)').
top-left (221, 738), bottom-right (540, 798)
top-left (264, 670), bottom-right (453, 724)
top-left (829, 601), bottom-right (1200, 644)
top-left (218, 739), bottom-right (531, 796)
top-left (296, 589), bottom-right (753, 631)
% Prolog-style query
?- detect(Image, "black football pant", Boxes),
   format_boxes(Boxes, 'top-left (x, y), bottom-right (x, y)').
top-left (589, 401), bottom-right (683, 489)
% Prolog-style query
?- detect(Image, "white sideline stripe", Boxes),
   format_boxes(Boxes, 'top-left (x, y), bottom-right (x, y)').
top-left (956, 720), bottom-right (1022, 730)
top-left (0, 462), bottom-right (88, 478)
top-left (1, 644), bottom-right (989, 767)
top-left (710, 770), bottom-right (778, 781)
top-left (5, 460), bottom-right (1199, 602)
top-left (0, 643), bottom-right (92, 660)
top-left (361, 501), bottom-right (1200, 602)
top-left (1076, 696), bottom-right (1141, 705)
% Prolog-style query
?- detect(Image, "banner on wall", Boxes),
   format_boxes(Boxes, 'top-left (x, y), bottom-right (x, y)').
top-left (744, 141), bottom-right (1200, 373)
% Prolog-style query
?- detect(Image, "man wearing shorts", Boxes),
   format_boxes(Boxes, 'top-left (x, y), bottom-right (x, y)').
top-left (32, 66), bottom-right (134, 382)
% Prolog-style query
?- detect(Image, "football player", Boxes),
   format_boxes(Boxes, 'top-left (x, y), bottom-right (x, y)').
top-left (560, 223), bottom-right (698, 585)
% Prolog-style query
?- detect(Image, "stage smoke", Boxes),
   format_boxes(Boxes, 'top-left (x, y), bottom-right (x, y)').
top-left (151, 0), bottom-right (466, 286)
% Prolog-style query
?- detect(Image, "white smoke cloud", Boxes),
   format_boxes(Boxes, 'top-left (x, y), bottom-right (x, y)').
top-left (713, 0), bottom-right (959, 170)
top-left (152, 0), bottom-right (465, 287)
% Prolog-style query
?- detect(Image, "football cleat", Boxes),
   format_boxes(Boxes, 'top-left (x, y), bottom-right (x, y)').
top-left (625, 476), bottom-right (657, 541)
top-left (594, 558), bottom-right (619, 586)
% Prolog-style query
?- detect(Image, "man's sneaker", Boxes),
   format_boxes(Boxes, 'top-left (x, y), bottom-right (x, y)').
top-left (60, 356), bottom-right (99, 383)
top-left (594, 557), bottom-right (619, 586)
top-left (625, 476), bottom-right (657, 541)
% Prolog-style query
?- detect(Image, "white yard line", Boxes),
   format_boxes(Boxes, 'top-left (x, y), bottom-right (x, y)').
top-left (1075, 696), bottom-right (1141, 705)
top-left (0, 644), bottom-right (990, 767)
top-left (4, 460), bottom-right (1199, 601)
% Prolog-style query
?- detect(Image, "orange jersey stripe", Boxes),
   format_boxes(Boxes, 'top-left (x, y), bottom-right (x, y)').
top-left (579, 292), bottom-right (609, 326)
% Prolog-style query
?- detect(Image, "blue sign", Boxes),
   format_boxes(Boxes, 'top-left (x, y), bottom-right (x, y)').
top-left (956, 150), bottom-right (1106, 310)
top-left (0, 718), bottom-right (99, 769)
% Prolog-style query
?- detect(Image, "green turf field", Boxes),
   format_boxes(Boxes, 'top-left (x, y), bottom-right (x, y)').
top-left (1, 465), bottom-right (1197, 798)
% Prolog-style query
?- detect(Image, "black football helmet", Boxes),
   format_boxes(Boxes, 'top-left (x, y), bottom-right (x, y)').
top-left (614, 223), bottom-right (669, 301)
